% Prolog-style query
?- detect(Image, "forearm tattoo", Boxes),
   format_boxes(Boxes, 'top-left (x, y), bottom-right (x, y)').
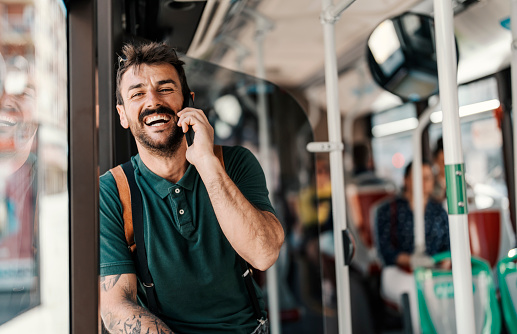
top-left (101, 275), bottom-right (173, 333)
top-left (100, 274), bottom-right (121, 292)
top-left (105, 312), bottom-right (172, 334)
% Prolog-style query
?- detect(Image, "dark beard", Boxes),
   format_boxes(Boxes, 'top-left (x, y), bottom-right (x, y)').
top-left (130, 106), bottom-right (184, 157)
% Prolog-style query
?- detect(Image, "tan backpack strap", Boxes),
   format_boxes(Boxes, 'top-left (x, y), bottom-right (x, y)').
top-left (213, 145), bottom-right (225, 169)
top-left (110, 165), bottom-right (136, 253)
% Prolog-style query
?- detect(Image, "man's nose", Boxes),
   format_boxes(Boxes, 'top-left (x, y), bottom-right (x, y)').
top-left (145, 90), bottom-right (162, 109)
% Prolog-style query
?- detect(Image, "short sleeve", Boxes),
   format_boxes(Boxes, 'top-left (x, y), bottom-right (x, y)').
top-left (99, 170), bottom-right (136, 276)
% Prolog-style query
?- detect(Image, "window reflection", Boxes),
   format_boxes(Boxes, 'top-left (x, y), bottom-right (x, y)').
top-left (0, 0), bottom-right (68, 328)
top-left (0, 2), bottom-right (38, 324)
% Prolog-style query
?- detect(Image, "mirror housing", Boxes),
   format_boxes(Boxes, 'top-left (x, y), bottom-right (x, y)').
top-left (366, 12), bottom-right (458, 102)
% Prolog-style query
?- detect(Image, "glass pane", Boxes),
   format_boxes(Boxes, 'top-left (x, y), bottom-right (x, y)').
top-left (187, 56), bottom-right (326, 333)
top-left (0, 1), bottom-right (68, 332)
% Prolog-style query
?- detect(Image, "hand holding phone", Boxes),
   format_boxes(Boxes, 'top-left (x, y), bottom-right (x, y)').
top-left (185, 96), bottom-right (195, 146)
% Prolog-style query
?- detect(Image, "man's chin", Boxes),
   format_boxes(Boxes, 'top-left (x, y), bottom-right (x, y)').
top-left (138, 134), bottom-right (183, 156)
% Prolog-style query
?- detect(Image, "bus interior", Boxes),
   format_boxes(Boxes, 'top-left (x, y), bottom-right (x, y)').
top-left (0, 0), bottom-right (517, 333)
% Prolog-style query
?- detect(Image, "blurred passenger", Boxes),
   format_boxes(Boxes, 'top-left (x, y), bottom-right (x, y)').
top-left (376, 160), bottom-right (450, 333)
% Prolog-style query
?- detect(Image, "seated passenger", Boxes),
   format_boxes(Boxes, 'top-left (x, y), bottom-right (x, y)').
top-left (376, 160), bottom-right (450, 333)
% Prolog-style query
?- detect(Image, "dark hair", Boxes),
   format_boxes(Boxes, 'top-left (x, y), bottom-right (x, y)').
top-left (116, 42), bottom-right (191, 106)
top-left (433, 137), bottom-right (444, 159)
top-left (352, 142), bottom-right (371, 170)
top-left (404, 159), bottom-right (432, 178)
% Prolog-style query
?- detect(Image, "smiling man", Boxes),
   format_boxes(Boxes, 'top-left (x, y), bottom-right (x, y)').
top-left (99, 42), bottom-right (284, 334)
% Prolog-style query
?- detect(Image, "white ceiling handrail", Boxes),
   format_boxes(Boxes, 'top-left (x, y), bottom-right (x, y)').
top-left (411, 105), bottom-right (435, 256)
top-left (187, 0), bottom-right (231, 58)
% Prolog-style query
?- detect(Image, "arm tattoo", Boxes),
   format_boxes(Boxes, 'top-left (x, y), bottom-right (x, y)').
top-left (101, 275), bottom-right (173, 333)
top-left (100, 274), bottom-right (122, 292)
top-left (123, 316), bottom-right (141, 333)
top-left (120, 314), bottom-right (172, 334)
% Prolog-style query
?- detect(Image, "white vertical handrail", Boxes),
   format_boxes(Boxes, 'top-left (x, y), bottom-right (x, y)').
top-left (412, 107), bottom-right (435, 256)
top-left (433, 1), bottom-right (476, 333)
top-left (251, 11), bottom-right (281, 334)
top-left (320, 0), bottom-right (356, 333)
top-left (511, 0), bottom-right (517, 235)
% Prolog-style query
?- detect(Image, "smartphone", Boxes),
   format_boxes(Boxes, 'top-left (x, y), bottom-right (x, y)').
top-left (185, 95), bottom-right (195, 146)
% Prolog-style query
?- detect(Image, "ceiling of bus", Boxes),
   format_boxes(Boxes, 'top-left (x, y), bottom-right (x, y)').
top-left (131, 0), bottom-right (513, 117)
top-left (182, 0), bottom-right (513, 116)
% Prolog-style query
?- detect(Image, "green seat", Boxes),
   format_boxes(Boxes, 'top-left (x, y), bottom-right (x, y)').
top-left (497, 250), bottom-right (517, 334)
top-left (414, 251), bottom-right (501, 334)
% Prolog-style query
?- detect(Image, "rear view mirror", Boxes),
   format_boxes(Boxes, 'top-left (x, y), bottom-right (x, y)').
top-left (366, 12), bottom-right (458, 102)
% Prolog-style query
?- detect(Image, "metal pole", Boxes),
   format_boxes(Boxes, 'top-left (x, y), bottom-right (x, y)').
top-left (412, 108), bottom-right (435, 256)
top-left (253, 14), bottom-right (281, 334)
top-left (511, 0), bottom-right (517, 235)
top-left (320, 0), bottom-right (355, 333)
top-left (329, 0), bottom-right (357, 19)
top-left (433, 1), bottom-right (476, 333)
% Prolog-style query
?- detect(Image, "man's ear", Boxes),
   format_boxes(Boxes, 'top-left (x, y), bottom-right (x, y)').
top-left (116, 104), bottom-right (129, 129)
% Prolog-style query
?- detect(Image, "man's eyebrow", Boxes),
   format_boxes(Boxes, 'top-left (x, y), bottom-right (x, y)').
top-left (126, 79), bottom-right (178, 92)
top-left (127, 83), bottom-right (144, 92)
top-left (157, 79), bottom-right (179, 87)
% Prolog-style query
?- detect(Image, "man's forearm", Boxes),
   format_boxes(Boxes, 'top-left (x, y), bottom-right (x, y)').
top-left (102, 301), bottom-right (173, 334)
top-left (100, 274), bottom-right (174, 334)
top-left (198, 156), bottom-right (284, 270)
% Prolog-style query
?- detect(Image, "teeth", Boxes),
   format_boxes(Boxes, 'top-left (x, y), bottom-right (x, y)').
top-left (144, 114), bottom-right (171, 126)
top-left (0, 114), bottom-right (17, 126)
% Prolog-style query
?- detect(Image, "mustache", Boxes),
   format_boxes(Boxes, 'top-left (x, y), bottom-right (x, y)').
top-left (139, 105), bottom-right (176, 122)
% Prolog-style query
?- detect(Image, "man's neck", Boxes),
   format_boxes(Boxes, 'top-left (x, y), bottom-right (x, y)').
top-left (404, 191), bottom-right (429, 211)
top-left (137, 143), bottom-right (189, 183)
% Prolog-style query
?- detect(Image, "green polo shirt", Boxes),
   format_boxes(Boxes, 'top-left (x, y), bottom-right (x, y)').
top-left (100, 146), bottom-right (275, 333)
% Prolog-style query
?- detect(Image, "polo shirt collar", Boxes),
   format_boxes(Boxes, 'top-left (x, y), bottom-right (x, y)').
top-left (134, 154), bottom-right (198, 199)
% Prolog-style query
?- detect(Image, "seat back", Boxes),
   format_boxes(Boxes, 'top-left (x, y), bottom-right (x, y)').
top-left (468, 210), bottom-right (501, 267)
top-left (347, 183), bottom-right (396, 248)
top-left (414, 252), bottom-right (501, 334)
top-left (497, 252), bottom-right (517, 334)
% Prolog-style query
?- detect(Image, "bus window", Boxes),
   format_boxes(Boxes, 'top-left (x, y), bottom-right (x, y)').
top-left (0, 1), bottom-right (68, 332)
top-left (371, 76), bottom-right (505, 207)
top-left (429, 77), bottom-right (506, 208)
top-left (371, 102), bottom-right (417, 188)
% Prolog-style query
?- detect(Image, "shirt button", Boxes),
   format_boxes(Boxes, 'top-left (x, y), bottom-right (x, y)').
top-left (175, 188), bottom-right (180, 194)
top-left (179, 209), bottom-right (185, 215)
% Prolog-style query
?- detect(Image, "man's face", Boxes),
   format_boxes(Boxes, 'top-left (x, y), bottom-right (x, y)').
top-left (116, 63), bottom-right (186, 156)
top-left (405, 164), bottom-right (435, 197)
top-left (0, 77), bottom-right (37, 157)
